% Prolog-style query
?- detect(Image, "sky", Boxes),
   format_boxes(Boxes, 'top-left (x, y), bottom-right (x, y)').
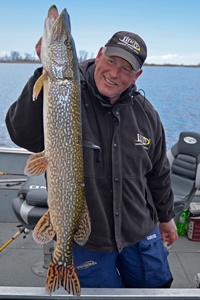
top-left (0, 0), bottom-right (200, 65)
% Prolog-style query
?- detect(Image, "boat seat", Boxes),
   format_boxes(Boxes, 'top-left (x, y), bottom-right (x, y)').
top-left (11, 174), bottom-right (48, 230)
top-left (11, 174), bottom-right (54, 277)
top-left (167, 131), bottom-right (200, 214)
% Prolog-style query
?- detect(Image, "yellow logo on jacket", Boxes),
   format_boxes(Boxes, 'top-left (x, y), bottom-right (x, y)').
top-left (135, 134), bottom-right (150, 146)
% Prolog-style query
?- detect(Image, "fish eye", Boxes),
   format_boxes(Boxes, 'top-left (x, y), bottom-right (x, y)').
top-left (64, 39), bottom-right (70, 46)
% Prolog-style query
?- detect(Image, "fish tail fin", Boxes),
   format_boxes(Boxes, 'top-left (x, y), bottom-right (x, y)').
top-left (33, 210), bottom-right (56, 244)
top-left (46, 261), bottom-right (62, 295)
top-left (33, 71), bottom-right (48, 101)
top-left (24, 151), bottom-right (48, 176)
top-left (62, 264), bottom-right (81, 297)
top-left (46, 261), bottom-right (81, 297)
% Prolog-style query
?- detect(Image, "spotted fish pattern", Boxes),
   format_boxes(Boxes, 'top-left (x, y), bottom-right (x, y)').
top-left (24, 5), bottom-right (91, 297)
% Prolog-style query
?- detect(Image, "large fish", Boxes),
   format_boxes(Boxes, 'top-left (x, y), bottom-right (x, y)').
top-left (25, 5), bottom-right (91, 296)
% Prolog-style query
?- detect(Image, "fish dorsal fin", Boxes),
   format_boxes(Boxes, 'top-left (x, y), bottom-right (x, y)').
top-left (33, 210), bottom-right (56, 244)
top-left (74, 200), bottom-right (91, 246)
top-left (24, 151), bottom-right (48, 176)
top-left (33, 71), bottom-right (48, 101)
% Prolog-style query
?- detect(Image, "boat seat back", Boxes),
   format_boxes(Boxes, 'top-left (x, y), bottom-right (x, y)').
top-left (167, 131), bottom-right (200, 213)
top-left (172, 154), bottom-right (197, 180)
top-left (11, 174), bottom-right (48, 230)
top-left (18, 175), bottom-right (48, 207)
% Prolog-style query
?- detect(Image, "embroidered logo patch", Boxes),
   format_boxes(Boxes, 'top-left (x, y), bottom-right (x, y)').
top-left (77, 260), bottom-right (97, 270)
top-left (183, 137), bottom-right (197, 144)
top-left (135, 134), bottom-right (150, 149)
top-left (147, 233), bottom-right (157, 241)
top-left (118, 36), bottom-right (140, 52)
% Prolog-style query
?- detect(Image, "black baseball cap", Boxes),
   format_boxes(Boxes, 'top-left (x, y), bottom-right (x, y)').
top-left (105, 31), bottom-right (147, 71)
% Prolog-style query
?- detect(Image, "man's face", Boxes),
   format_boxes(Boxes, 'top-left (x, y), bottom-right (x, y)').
top-left (94, 48), bottom-right (142, 104)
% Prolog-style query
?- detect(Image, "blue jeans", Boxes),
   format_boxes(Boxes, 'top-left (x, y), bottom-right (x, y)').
top-left (72, 226), bottom-right (172, 288)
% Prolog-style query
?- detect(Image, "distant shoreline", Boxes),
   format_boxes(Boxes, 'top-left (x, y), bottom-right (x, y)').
top-left (0, 60), bottom-right (199, 68)
top-left (144, 63), bottom-right (200, 68)
top-left (0, 60), bottom-right (41, 64)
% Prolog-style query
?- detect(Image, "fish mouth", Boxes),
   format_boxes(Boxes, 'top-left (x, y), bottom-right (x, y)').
top-left (47, 5), bottom-right (59, 22)
top-left (51, 8), bottom-right (71, 42)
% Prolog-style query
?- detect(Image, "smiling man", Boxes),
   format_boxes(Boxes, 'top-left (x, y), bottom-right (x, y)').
top-left (94, 49), bottom-right (142, 104)
top-left (94, 32), bottom-right (144, 104)
top-left (6, 31), bottom-right (177, 289)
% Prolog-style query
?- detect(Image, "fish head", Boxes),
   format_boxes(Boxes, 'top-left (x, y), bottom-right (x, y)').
top-left (40, 6), bottom-right (57, 72)
top-left (41, 6), bottom-right (79, 82)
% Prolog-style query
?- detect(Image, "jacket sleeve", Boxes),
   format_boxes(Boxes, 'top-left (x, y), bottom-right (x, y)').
top-left (146, 115), bottom-right (175, 223)
top-left (5, 67), bottom-right (44, 153)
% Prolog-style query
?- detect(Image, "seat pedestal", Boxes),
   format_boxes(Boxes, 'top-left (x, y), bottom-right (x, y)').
top-left (32, 240), bottom-right (54, 277)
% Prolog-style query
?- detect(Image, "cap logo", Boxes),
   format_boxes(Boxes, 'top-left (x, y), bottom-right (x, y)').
top-left (119, 36), bottom-right (140, 52)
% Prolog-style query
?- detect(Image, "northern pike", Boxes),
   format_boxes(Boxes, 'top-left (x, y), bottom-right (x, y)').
top-left (25, 5), bottom-right (91, 296)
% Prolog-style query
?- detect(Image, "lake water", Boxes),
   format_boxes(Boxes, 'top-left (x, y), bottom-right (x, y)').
top-left (0, 63), bottom-right (199, 149)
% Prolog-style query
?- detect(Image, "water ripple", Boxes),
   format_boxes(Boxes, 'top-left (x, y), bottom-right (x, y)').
top-left (0, 64), bottom-right (199, 150)
top-left (137, 66), bottom-right (200, 149)
top-left (0, 63), bottom-right (41, 148)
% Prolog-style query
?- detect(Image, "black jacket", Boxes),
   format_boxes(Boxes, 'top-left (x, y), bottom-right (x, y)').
top-left (6, 59), bottom-right (175, 253)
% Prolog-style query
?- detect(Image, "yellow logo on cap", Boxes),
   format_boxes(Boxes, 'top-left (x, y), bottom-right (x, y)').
top-left (119, 36), bottom-right (140, 51)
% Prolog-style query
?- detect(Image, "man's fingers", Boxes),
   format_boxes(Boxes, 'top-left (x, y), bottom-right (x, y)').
top-left (161, 232), bottom-right (166, 243)
top-left (165, 232), bottom-right (178, 246)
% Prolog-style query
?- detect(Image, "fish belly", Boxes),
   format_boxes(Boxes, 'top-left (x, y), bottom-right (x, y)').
top-left (44, 79), bottom-right (84, 296)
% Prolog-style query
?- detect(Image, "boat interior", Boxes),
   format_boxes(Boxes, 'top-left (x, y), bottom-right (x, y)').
top-left (0, 131), bottom-right (200, 299)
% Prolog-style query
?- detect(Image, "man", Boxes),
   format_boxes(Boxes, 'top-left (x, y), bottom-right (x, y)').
top-left (6, 31), bottom-right (178, 288)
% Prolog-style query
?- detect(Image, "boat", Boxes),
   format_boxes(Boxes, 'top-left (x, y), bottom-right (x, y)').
top-left (0, 138), bottom-right (200, 299)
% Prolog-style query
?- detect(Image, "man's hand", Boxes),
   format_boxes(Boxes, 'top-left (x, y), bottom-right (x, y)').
top-left (158, 219), bottom-right (178, 246)
top-left (36, 37), bottom-right (42, 59)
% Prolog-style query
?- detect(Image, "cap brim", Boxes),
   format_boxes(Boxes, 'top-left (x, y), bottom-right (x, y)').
top-left (105, 47), bottom-right (141, 72)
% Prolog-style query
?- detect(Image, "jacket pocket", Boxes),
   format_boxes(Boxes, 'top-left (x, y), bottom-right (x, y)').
top-left (82, 139), bottom-right (101, 177)
top-left (139, 226), bottom-right (168, 281)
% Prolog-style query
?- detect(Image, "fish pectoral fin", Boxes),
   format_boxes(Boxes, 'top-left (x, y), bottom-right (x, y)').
top-left (74, 200), bottom-right (91, 246)
top-left (33, 71), bottom-right (47, 101)
top-left (33, 210), bottom-right (56, 244)
top-left (24, 151), bottom-right (48, 176)
top-left (46, 261), bottom-right (81, 296)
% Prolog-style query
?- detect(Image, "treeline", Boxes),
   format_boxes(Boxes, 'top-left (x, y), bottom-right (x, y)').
top-left (0, 51), bottom-right (39, 62)
top-left (0, 50), bottom-right (94, 62)
top-left (78, 50), bottom-right (94, 62)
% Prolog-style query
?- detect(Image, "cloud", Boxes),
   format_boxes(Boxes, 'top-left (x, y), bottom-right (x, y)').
top-left (161, 54), bottom-right (178, 59)
top-left (146, 54), bottom-right (200, 65)
top-left (0, 51), bottom-right (10, 57)
top-left (147, 54), bottom-right (178, 60)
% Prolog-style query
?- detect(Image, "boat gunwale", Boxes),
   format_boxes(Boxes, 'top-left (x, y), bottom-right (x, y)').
top-left (0, 147), bottom-right (32, 155)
